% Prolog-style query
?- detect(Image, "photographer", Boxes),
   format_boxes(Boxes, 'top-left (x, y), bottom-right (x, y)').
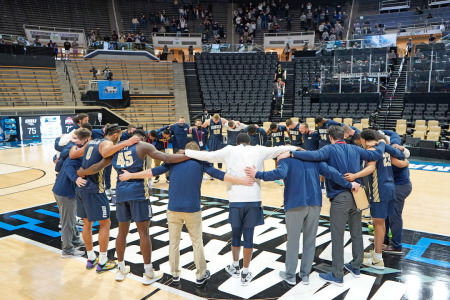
top-left (90, 67), bottom-right (98, 80)
top-left (103, 65), bottom-right (113, 81)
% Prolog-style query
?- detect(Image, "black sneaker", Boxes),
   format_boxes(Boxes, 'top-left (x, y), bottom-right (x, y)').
top-left (196, 270), bottom-right (211, 286)
top-left (153, 176), bottom-right (160, 183)
top-left (241, 271), bottom-right (253, 286)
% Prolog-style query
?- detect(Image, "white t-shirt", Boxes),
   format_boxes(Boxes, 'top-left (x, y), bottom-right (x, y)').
top-left (185, 144), bottom-right (297, 203)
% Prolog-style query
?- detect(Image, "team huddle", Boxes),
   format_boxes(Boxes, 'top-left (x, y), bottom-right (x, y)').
top-left (52, 112), bottom-right (412, 287)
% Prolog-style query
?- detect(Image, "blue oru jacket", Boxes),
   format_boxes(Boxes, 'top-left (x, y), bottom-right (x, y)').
top-left (292, 141), bottom-right (404, 199)
top-left (256, 158), bottom-right (352, 210)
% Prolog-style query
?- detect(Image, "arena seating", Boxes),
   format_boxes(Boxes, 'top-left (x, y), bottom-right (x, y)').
top-left (357, 6), bottom-right (450, 32)
top-left (402, 103), bottom-right (449, 124)
top-left (0, 0), bottom-right (112, 36)
top-left (195, 52), bottom-right (278, 123)
top-left (113, 95), bottom-right (175, 130)
top-left (0, 67), bottom-right (63, 106)
top-left (72, 59), bottom-right (174, 93)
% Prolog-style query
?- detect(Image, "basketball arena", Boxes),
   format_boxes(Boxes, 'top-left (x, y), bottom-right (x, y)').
top-left (0, 0), bottom-right (449, 299)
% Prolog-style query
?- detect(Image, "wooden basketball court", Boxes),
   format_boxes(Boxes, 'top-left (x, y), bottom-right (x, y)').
top-left (0, 142), bottom-right (449, 299)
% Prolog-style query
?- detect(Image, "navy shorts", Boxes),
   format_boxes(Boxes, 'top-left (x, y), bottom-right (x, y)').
top-left (207, 138), bottom-right (223, 151)
top-left (370, 199), bottom-right (394, 219)
top-left (229, 205), bottom-right (264, 228)
top-left (76, 189), bottom-right (110, 222)
top-left (116, 199), bottom-right (152, 223)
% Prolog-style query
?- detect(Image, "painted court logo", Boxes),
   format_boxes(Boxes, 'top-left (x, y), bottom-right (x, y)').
top-left (0, 189), bottom-right (448, 299)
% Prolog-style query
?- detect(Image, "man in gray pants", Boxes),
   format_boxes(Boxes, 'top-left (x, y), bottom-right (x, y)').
top-left (245, 156), bottom-right (359, 285)
top-left (52, 128), bottom-right (91, 257)
top-left (277, 126), bottom-right (403, 286)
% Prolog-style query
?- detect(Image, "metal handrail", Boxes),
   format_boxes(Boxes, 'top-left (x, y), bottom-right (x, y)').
top-left (384, 57), bottom-right (405, 126)
top-left (63, 61), bottom-right (77, 105)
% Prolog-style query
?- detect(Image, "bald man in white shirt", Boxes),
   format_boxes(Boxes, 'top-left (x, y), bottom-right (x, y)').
top-left (184, 133), bottom-right (300, 286)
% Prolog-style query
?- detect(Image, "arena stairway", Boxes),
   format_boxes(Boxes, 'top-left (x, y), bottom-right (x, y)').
top-left (377, 59), bottom-right (408, 130)
top-left (183, 62), bottom-right (203, 123)
top-left (271, 61), bottom-right (295, 123)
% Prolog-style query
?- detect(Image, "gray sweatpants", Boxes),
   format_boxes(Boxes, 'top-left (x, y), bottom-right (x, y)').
top-left (330, 190), bottom-right (364, 279)
top-left (285, 205), bottom-right (321, 279)
top-left (53, 193), bottom-right (83, 254)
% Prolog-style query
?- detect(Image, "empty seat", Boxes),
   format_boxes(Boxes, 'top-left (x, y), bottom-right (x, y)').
top-left (343, 118), bottom-right (353, 125)
top-left (413, 131), bottom-right (425, 139)
top-left (426, 132), bottom-right (440, 141)
top-left (396, 124), bottom-right (407, 136)
top-left (414, 120), bottom-right (426, 129)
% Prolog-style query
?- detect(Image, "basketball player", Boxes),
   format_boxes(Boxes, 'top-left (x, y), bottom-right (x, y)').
top-left (277, 126), bottom-right (403, 286)
top-left (224, 120), bottom-right (247, 146)
top-left (299, 123), bottom-right (320, 151)
top-left (52, 128), bottom-right (92, 258)
top-left (267, 123), bottom-right (290, 185)
top-left (201, 113), bottom-right (228, 175)
top-left (184, 133), bottom-right (300, 286)
top-left (148, 128), bottom-right (171, 183)
top-left (383, 143), bottom-right (412, 254)
top-left (76, 124), bottom-right (140, 273)
top-left (110, 129), bottom-right (189, 284)
top-left (246, 124), bottom-right (268, 146)
top-left (315, 115), bottom-right (341, 192)
top-left (344, 130), bottom-right (408, 269)
top-left (72, 113), bottom-right (89, 130)
top-left (90, 124), bottom-right (115, 196)
top-left (119, 141), bottom-right (253, 286)
top-left (343, 124), bottom-right (361, 145)
top-left (244, 157), bottom-right (359, 286)
top-left (285, 119), bottom-right (302, 148)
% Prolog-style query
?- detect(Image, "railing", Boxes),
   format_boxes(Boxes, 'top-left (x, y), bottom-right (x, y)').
top-left (152, 32), bottom-right (201, 38)
top-left (384, 57), bottom-right (406, 125)
top-left (428, 0), bottom-right (450, 7)
top-left (379, 0), bottom-right (410, 11)
top-left (201, 43), bottom-right (264, 53)
top-left (86, 42), bottom-right (155, 55)
top-left (63, 61), bottom-right (77, 105)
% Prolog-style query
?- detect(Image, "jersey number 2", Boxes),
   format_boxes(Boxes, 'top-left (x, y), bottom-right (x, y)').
top-left (117, 151), bottom-right (134, 168)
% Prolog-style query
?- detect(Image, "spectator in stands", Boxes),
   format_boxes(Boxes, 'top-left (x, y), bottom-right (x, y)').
top-left (415, 48), bottom-right (424, 59)
top-left (429, 34), bottom-right (436, 44)
top-left (126, 33), bottom-right (133, 43)
top-left (406, 38), bottom-right (413, 57)
top-left (187, 45), bottom-right (194, 62)
top-left (63, 39), bottom-right (71, 60)
top-left (72, 39), bottom-right (78, 58)
top-left (132, 17), bottom-right (139, 32)
top-left (202, 34), bottom-right (208, 44)
top-left (285, 42), bottom-right (290, 61)
top-left (275, 64), bottom-right (285, 82)
top-left (34, 37), bottom-right (42, 47)
top-left (306, 10), bottom-right (313, 29)
top-left (388, 50), bottom-right (397, 71)
top-left (104, 35), bottom-right (111, 42)
top-left (53, 43), bottom-right (59, 59)
top-left (415, 7), bottom-right (423, 15)
top-left (300, 12), bottom-right (306, 30)
top-left (163, 45), bottom-right (169, 60)
top-left (141, 13), bottom-right (147, 27)
top-left (273, 78), bottom-right (285, 115)
top-left (139, 33), bottom-right (146, 44)
top-left (286, 15), bottom-right (292, 31)
top-left (112, 31), bottom-right (118, 42)
top-left (47, 40), bottom-right (53, 48)
top-left (0, 38), bottom-right (5, 45)
top-left (314, 78), bottom-right (322, 91)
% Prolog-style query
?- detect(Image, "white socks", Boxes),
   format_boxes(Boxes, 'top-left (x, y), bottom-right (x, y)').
top-left (87, 250), bottom-right (96, 261)
top-left (374, 252), bottom-right (383, 261)
top-left (118, 260), bottom-right (126, 271)
top-left (144, 263), bottom-right (153, 275)
top-left (242, 267), bottom-right (249, 274)
top-left (99, 252), bottom-right (107, 265)
top-left (232, 261), bottom-right (239, 268)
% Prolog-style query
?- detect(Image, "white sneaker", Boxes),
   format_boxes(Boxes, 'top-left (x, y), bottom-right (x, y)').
top-left (241, 271), bottom-right (253, 286)
top-left (225, 265), bottom-right (240, 278)
top-left (115, 265), bottom-right (131, 282)
top-left (61, 249), bottom-right (85, 258)
top-left (143, 270), bottom-right (163, 285)
top-left (203, 175), bottom-right (208, 180)
top-left (105, 189), bottom-right (115, 196)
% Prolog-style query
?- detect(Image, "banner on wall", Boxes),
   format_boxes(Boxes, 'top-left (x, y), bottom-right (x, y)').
top-left (364, 34), bottom-right (397, 48)
top-left (98, 81), bottom-right (122, 100)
